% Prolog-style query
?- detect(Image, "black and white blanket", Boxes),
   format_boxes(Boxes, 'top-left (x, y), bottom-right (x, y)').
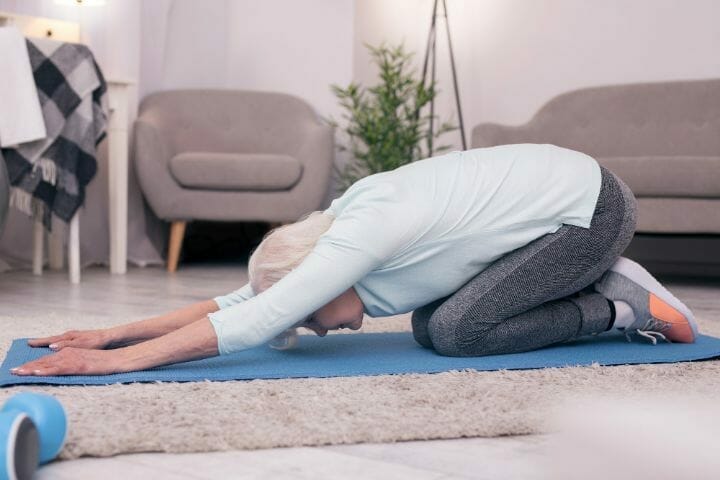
top-left (1, 37), bottom-right (107, 227)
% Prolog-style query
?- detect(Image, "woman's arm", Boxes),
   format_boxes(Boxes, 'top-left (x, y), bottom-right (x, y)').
top-left (118, 316), bottom-right (219, 370)
top-left (116, 283), bottom-right (255, 343)
top-left (106, 300), bottom-right (220, 345)
top-left (27, 299), bottom-right (220, 350)
top-left (30, 284), bottom-right (255, 351)
top-left (13, 317), bottom-right (219, 376)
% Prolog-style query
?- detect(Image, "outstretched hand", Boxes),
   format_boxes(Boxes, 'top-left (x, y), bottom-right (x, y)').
top-left (27, 329), bottom-right (115, 351)
top-left (10, 347), bottom-right (128, 376)
top-left (13, 317), bottom-right (219, 377)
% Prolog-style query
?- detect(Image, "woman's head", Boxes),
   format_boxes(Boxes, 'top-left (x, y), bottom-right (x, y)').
top-left (248, 211), bottom-right (364, 335)
top-left (248, 211), bottom-right (334, 294)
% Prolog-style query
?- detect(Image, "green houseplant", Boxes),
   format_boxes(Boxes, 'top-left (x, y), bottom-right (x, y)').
top-left (330, 43), bottom-right (456, 191)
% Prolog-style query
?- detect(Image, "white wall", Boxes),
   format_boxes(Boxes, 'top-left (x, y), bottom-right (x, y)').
top-left (8, 0), bottom-right (717, 162)
top-left (0, 0), bottom-right (354, 120)
top-left (0, 0), bottom-right (140, 83)
top-left (140, 0), bottom-right (355, 120)
top-left (354, 0), bottom-right (720, 149)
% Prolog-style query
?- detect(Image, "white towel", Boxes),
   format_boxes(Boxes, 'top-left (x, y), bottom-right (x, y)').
top-left (0, 26), bottom-right (47, 147)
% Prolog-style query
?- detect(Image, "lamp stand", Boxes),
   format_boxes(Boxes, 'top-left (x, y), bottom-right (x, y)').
top-left (420, 0), bottom-right (467, 155)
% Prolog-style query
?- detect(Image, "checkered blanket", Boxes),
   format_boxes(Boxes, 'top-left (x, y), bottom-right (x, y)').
top-left (1, 37), bottom-right (107, 226)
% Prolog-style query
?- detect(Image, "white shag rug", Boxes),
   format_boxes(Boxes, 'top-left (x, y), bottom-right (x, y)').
top-left (0, 313), bottom-right (718, 460)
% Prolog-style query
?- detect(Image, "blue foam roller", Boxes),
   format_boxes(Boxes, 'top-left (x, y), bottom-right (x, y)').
top-left (0, 410), bottom-right (38, 480)
top-left (2, 394), bottom-right (66, 464)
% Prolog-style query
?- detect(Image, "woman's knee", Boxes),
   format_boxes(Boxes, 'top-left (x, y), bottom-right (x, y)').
top-left (427, 308), bottom-right (495, 357)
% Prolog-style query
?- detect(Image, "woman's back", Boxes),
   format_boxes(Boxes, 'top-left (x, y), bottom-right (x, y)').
top-left (327, 143), bottom-right (602, 316)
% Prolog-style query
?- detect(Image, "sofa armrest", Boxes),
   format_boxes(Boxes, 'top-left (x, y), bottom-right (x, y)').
top-left (133, 119), bottom-right (185, 220)
top-left (289, 122), bottom-right (335, 214)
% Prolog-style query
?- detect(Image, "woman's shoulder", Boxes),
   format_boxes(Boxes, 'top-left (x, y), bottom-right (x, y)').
top-left (328, 173), bottom-right (403, 214)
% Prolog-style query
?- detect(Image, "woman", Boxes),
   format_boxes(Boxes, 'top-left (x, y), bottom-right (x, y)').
top-left (12, 144), bottom-right (697, 376)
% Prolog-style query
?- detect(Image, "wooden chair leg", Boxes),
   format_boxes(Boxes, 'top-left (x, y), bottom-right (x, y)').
top-left (48, 217), bottom-right (64, 270)
top-left (167, 221), bottom-right (187, 273)
top-left (32, 219), bottom-right (43, 276)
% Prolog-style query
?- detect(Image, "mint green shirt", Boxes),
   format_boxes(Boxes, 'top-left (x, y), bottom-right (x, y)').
top-left (209, 144), bottom-right (602, 354)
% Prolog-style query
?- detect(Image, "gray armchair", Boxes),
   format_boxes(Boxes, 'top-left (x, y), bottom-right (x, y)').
top-left (472, 78), bottom-right (720, 235)
top-left (134, 90), bottom-right (334, 271)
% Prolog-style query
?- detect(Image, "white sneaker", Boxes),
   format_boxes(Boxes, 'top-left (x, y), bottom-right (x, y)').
top-left (595, 257), bottom-right (698, 344)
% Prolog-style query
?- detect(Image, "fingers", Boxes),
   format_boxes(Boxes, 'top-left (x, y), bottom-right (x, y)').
top-left (10, 350), bottom-right (71, 376)
top-left (11, 357), bottom-right (51, 375)
top-left (12, 365), bottom-right (61, 376)
top-left (47, 340), bottom-right (69, 351)
top-left (10, 348), bottom-right (113, 377)
top-left (27, 333), bottom-right (69, 347)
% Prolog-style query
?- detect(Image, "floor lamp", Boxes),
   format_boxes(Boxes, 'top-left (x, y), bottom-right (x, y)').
top-left (421, 0), bottom-right (467, 155)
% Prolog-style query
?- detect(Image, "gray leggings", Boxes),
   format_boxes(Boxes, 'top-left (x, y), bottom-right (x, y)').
top-left (411, 166), bottom-right (638, 357)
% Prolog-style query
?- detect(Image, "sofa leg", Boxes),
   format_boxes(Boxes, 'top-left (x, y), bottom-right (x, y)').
top-left (167, 221), bottom-right (187, 273)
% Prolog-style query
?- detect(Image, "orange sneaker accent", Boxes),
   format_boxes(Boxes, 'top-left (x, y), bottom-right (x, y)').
top-left (649, 293), bottom-right (695, 343)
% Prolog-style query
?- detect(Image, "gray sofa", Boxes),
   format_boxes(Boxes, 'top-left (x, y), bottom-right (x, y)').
top-left (134, 90), bottom-right (334, 271)
top-left (472, 78), bottom-right (720, 235)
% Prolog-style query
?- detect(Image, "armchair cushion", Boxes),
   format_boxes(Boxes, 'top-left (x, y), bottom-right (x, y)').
top-left (169, 152), bottom-right (303, 191)
top-left (596, 156), bottom-right (720, 197)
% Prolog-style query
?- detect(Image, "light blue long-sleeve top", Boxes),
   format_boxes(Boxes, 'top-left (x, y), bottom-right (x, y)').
top-left (209, 144), bottom-right (602, 355)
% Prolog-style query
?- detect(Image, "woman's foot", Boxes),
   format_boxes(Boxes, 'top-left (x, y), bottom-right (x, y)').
top-left (594, 257), bottom-right (698, 344)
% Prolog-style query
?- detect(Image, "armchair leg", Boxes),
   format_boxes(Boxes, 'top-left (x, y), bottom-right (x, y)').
top-left (167, 221), bottom-right (187, 273)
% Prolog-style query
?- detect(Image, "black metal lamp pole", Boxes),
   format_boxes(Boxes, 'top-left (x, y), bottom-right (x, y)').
top-left (420, 0), bottom-right (467, 155)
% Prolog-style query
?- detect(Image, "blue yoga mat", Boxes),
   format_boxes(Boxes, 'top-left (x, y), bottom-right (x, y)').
top-left (1, 332), bottom-right (720, 387)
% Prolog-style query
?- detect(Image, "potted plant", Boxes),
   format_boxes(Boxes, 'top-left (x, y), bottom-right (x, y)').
top-left (330, 43), bottom-right (456, 191)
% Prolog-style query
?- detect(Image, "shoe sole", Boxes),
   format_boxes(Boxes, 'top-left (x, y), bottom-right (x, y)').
top-left (609, 257), bottom-right (698, 342)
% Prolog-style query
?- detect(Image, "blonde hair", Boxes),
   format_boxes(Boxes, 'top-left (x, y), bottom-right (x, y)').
top-left (248, 211), bottom-right (335, 293)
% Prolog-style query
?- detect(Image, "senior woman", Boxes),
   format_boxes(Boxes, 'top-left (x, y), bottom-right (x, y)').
top-left (12, 144), bottom-right (697, 377)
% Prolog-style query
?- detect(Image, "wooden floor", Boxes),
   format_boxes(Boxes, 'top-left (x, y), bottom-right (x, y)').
top-left (1, 264), bottom-right (718, 479)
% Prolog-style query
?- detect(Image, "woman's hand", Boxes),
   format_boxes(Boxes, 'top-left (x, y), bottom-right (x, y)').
top-left (13, 317), bottom-right (220, 377)
top-left (10, 347), bottom-right (129, 376)
top-left (27, 329), bottom-right (116, 351)
top-left (25, 300), bottom-right (221, 354)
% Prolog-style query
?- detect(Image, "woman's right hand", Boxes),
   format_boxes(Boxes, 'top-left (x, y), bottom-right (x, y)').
top-left (27, 329), bottom-right (117, 351)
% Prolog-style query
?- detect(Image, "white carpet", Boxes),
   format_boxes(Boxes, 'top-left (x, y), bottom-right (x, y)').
top-left (1, 313), bottom-right (718, 459)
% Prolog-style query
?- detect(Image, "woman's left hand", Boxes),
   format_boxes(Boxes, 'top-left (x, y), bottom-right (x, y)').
top-left (10, 347), bottom-right (127, 376)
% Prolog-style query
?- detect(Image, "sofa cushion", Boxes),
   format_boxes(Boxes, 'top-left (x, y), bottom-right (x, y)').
top-left (636, 197), bottom-right (720, 233)
top-left (595, 156), bottom-right (720, 197)
top-left (169, 152), bottom-right (302, 191)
